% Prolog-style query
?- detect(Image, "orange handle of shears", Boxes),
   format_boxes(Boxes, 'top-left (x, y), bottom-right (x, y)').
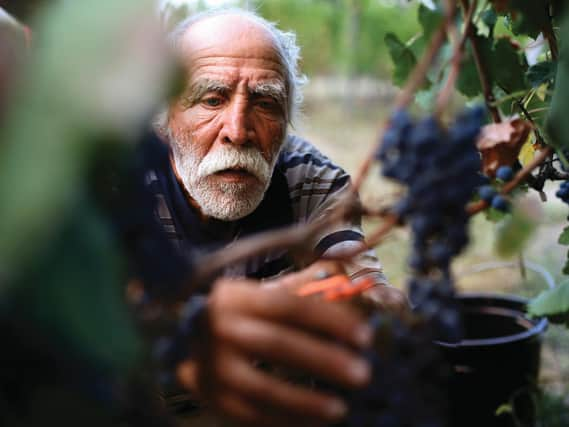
top-left (295, 275), bottom-right (375, 302)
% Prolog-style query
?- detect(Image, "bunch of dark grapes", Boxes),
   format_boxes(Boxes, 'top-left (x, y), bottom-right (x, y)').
top-left (151, 295), bottom-right (207, 391)
top-left (340, 313), bottom-right (450, 427)
top-left (377, 106), bottom-right (484, 341)
top-left (341, 107), bottom-right (485, 427)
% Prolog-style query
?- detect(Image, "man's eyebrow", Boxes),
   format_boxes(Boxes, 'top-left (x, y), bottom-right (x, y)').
top-left (180, 79), bottom-right (230, 109)
top-left (249, 81), bottom-right (287, 116)
top-left (250, 81), bottom-right (286, 104)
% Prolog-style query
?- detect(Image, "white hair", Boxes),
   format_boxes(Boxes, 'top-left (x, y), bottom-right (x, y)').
top-left (171, 137), bottom-right (278, 221)
top-left (154, 7), bottom-right (307, 135)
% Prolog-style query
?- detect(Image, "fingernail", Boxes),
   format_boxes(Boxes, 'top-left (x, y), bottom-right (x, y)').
top-left (348, 358), bottom-right (371, 385)
top-left (353, 324), bottom-right (373, 348)
top-left (324, 398), bottom-right (348, 419)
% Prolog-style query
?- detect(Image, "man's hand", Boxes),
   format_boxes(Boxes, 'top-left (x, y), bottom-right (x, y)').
top-left (361, 285), bottom-right (409, 316)
top-left (269, 260), bottom-right (409, 316)
top-left (180, 278), bottom-right (373, 427)
top-left (266, 260), bottom-right (345, 292)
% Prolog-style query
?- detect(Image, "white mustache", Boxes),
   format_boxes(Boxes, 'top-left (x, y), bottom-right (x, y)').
top-left (197, 146), bottom-right (272, 182)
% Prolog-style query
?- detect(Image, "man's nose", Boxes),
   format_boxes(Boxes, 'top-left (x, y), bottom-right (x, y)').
top-left (220, 99), bottom-right (252, 146)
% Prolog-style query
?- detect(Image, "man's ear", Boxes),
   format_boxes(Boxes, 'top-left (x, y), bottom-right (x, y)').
top-left (152, 107), bottom-right (170, 142)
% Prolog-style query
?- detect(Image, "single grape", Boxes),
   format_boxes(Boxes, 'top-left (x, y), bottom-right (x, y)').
top-left (491, 194), bottom-right (510, 212)
top-left (478, 185), bottom-right (497, 202)
top-left (496, 165), bottom-right (514, 181)
top-left (556, 182), bottom-right (569, 204)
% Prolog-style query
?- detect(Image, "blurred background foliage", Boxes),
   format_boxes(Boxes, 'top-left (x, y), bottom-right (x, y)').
top-left (161, 0), bottom-right (420, 78)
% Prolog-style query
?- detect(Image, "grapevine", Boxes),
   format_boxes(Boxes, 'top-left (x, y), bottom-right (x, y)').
top-left (4, 0), bottom-right (569, 425)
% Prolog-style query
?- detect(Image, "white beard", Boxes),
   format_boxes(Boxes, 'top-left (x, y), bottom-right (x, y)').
top-left (171, 137), bottom-right (282, 221)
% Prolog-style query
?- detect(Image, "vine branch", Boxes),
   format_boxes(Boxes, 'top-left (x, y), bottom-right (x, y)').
top-left (543, 0), bottom-right (559, 61)
top-left (189, 192), bottom-right (360, 293)
top-left (352, 1), bottom-right (458, 191)
top-left (459, 0), bottom-right (501, 123)
top-left (435, 0), bottom-right (477, 116)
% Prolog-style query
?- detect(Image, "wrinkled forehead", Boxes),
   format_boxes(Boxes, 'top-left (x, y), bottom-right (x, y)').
top-left (178, 14), bottom-right (284, 72)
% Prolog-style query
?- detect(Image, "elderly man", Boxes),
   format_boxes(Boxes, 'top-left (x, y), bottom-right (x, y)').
top-left (148, 7), bottom-right (406, 426)
top-left (152, 8), bottom-right (395, 293)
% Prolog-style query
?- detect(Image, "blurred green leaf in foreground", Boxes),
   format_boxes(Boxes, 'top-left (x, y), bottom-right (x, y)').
top-left (0, 0), bottom-right (176, 405)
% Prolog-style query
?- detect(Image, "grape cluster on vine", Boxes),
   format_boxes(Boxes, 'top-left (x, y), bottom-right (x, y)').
top-left (377, 106), bottom-right (484, 341)
top-left (339, 107), bottom-right (485, 427)
top-left (341, 314), bottom-right (449, 427)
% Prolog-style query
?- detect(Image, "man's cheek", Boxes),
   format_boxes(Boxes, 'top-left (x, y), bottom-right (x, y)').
top-left (268, 122), bottom-right (286, 155)
top-left (184, 106), bottom-right (225, 134)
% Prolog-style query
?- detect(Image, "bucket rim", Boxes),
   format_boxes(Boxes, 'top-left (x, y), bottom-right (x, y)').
top-left (435, 292), bottom-right (548, 348)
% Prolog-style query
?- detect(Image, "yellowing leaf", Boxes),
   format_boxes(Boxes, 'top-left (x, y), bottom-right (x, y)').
top-left (518, 134), bottom-right (536, 166)
top-left (536, 83), bottom-right (548, 101)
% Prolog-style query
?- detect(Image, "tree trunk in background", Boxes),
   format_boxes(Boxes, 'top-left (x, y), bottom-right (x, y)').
top-left (342, 0), bottom-right (363, 112)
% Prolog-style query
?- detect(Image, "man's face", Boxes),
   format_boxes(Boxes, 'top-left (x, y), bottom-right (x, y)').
top-left (167, 15), bottom-right (288, 221)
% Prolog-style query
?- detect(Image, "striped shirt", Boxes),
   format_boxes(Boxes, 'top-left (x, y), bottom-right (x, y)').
top-left (145, 134), bottom-right (388, 285)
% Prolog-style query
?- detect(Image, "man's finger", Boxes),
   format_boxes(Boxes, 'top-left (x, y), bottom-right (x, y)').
top-left (268, 260), bottom-right (345, 291)
top-left (211, 281), bottom-right (372, 349)
top-left (217, 392), bottom-right (324, 427)
top-left (214, 392), bottom-right (265, 426)
top-left (217, 315), bottom-right (371, 388)
top-left (219, 353), bottom-right (349, 424)
top-left (176, 359), bottom-right (199, 392)
top-left (362, 285), bottom-right (410, 315)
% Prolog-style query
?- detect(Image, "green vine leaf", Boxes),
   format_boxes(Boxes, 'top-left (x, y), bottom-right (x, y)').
top-left (559, 226), bottom-right (569, 245)
top-left (526, 61), bottom-right (557, 88)
top-left (522, 91), bottom-right (550, 124)
top-left (456, 35), bottom-right (527, 99)
top-left (546, 10), bottom-right (569, 149)
top-left (528, 279), bottom-right (569, 321)
top-left (508, 0), bottom-right (551, 38)
top-left (385, 33), bottom-right (418, 87)
top-left (563, 252), bottom-right (569, 275)
top-left (418, 3), bottom-right (443, 39)
top-left (493, 38), bottom-right (528, 94)
top-left (494, 198), bottom-right (540, 258)
top-left (480, 9), bottom-right (498, 38)
top-left (457, 36), bottom-right (491, 97)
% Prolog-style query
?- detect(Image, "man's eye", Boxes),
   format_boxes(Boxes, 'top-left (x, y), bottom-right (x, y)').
top-left (256, 98), bottom-right (279, 111)
top-left (203, 97), bottom-right (222, 107)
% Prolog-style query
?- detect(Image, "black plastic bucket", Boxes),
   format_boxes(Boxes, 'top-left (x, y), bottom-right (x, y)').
top-left (436, 293), bottom-right (548, 427)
